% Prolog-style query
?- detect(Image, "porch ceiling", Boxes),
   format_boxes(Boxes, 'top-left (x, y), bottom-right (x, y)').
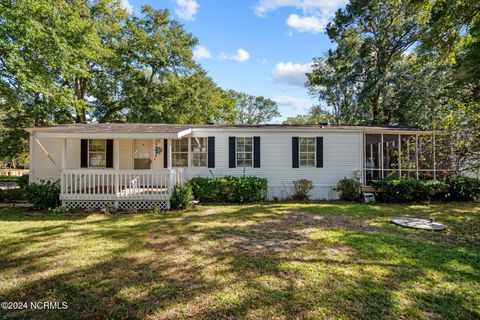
top-left (29, 124), bottom-right (192, 139)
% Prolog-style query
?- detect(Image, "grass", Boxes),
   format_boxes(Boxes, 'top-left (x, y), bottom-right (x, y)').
top-left (0, 202), bottom-right (479, 319)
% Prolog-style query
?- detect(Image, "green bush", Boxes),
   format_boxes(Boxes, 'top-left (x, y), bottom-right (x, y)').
top-left (18, 174), bottom-right (29, 189)
top-left (291, 179), bottom-right (313, 201)
top-left (0, 188), bottom-right (25, 202)
top-left (171, 184), bottom-right (194, 210)
top-left (189, 176), bottom-right (267, 203)
top-left (337, 178), bottom-right (361, 201)
top-left (447, 176), bottom-right (480, 201)
top-left (375, 178), bottom-right (447, 203)
top-left (23, 180), bottom-right (60, 210)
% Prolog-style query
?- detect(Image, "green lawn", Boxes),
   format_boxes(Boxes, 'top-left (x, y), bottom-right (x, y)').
top-left (0, 203), bottom-right (479, 319)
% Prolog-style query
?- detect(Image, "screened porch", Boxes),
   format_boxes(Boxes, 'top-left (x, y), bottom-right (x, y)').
top-left (364, 132), bottom-right (453, 185)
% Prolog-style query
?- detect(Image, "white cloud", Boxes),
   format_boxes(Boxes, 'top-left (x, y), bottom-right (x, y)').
top-left (286, 13), bottom-right (327, 33)
top-left (253, 0), bottom-right (346, 16)
top-left (220, 48), bottom-right (250, 63)
top-left (174, 0), bottom-right (199, 21)
top-left (193, 45), bottom-right (212, 60)
top-left (272, 96), bottom-right (312, 111)
top-left (253, 0), bottom-right (347, 35)
top-left (120, 0), bottom-right (133, 15)
top-left (272, 62), bottom-right (313, 86)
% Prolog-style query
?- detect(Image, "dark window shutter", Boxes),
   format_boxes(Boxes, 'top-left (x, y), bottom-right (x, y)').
top-left (229, 136), bottom-right (236, 168)
top-left (81, 139), bottom-right (88, 168)
top-left (208, 136), bottom-right (215, 168)
top-left (253, 136), bottom-right (260, 168)
top-left (163, 139), bottom-right (168, 168)
top-left (106, 139), bottom-right (114, 168)
top-left (316, 137), bottom-right (323, 168)
top-left (292, 137), bottom-right (299, 168)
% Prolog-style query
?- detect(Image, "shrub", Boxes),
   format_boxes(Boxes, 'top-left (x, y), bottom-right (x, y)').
top-left (189, 176), bottom-right (267, 203)
top-left (337, 178), bottom-right (361, 201)
top-left (17, 174), bottom-right (29, 189)
top-left (291, 179), bottom-right (313, 201)
top-left (23, 180), bottom-right (60, 210)
top-left (0, 188), bottom-right (25, 202)
top-left (51, 206), bottom-right (69, 214)
top-left (447, 176), bottom-right (480, 201)
top-left (375, 178), bottom-right (447, 203)
top-left (171, 184), bottom-right (194, 210)
top-left (146, 205), bottom-right (165, 214)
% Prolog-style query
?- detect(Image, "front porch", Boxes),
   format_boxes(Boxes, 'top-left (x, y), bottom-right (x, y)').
top-left (29, 125), bottom-right (193, 210)
top-left (60, 169), bottom-right (184, 210)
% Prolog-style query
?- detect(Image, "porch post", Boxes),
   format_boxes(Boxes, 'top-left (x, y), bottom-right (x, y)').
top-left (61, 138), bottom-right (67, 197)
top-left (114, 140), bottom-right (120, 170)
top-left (167, 139), bottom-right (172, 169)
top-left (29, 132), bottom-right (35, 183)
top-left (61, 138), bottom-right (67, 170)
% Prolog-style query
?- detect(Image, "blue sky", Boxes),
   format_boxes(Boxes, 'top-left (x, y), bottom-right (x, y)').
top-left (124, 0), bottom-right (347, 122)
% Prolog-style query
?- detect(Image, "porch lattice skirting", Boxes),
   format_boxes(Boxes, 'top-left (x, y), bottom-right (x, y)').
top-left (62, 200), bottom-right (170, 210)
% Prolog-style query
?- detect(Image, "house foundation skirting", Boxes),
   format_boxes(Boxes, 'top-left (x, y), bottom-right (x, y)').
top-left (62, 200), bottom-right (170, 210)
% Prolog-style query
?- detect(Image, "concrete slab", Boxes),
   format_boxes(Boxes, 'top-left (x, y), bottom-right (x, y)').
top-left (392, 217), bottom-right (445, 231)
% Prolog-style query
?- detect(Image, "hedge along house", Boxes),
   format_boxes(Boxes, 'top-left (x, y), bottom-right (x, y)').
top-left (26, 123), bottom-right (452, 209)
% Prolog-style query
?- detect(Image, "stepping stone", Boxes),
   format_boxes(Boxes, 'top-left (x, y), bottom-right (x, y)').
top-left (392, 217), bottom-right (445, 231)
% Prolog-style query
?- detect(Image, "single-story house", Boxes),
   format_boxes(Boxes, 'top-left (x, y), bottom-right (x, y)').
top-left (26, 123), bottom-right (451, 209)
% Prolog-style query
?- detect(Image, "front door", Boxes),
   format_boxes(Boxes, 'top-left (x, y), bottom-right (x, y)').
top-left (134, 140), bottom-right (151, 169)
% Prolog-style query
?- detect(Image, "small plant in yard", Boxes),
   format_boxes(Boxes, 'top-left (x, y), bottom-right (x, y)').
top-left (171, 184), bottom-right (194, 210)
top-left (291, 179), bottom-right (313, 201)
top-left (146, 205), bottom-right (165, 214)
top-left (23, 180), bottom-right (60, 210)
top-left (51, 206), bottom-right (69, 214)
top-left (337, 177), bottom-right (361, 201)
top-left (101, 205), bottom-right (117, 214)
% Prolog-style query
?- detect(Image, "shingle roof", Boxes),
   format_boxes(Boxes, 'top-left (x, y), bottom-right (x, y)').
top-left (27, 123), bottom-right (426, 133)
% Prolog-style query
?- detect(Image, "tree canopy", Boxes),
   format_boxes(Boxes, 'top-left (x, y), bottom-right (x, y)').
top-left (229, 90), bottom-right (280, 125)
top-left (0, 0), bottom-right (236, 165)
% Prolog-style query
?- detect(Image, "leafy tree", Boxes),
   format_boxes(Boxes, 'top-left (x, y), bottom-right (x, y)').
top-left (418, 0), bottom-right (480, 174)
top-left (0, 2), bottom-right (237, 164)
top-left (307, 0), bottom-right (428, 125)
top-left (283, 106), bottom-right (333, 125)
top-left (229, 90), bottom-right (280, 124)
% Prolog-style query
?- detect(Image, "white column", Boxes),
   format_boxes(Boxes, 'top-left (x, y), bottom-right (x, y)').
top-left (114, 140), bottom-right (120, 170)
top-left (398, 135), bottom-right (402, 177)
top-left (29, 131), bottom-right (35, 183)
top-left (167, 139), bottom-right (172, 169)
top-left (415, 134), bottom-right (419, 179)
top-left (61, 138), bottom-right (67, 170)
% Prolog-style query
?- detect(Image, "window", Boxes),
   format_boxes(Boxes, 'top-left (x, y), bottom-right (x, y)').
top-left (89, 139), bottom-right (106, 168)
top-left (236, 137), bottom-right (253, 167)
top-left (299, 137), bottom-right (315, 167)
top-left (191, 137), bottom-right (208, 167)
top-left (172, 138), bottom-right (188, 167)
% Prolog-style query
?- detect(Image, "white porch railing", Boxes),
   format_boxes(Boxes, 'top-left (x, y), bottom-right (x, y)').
top-left (60, 169), bottom-right (183, 201)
